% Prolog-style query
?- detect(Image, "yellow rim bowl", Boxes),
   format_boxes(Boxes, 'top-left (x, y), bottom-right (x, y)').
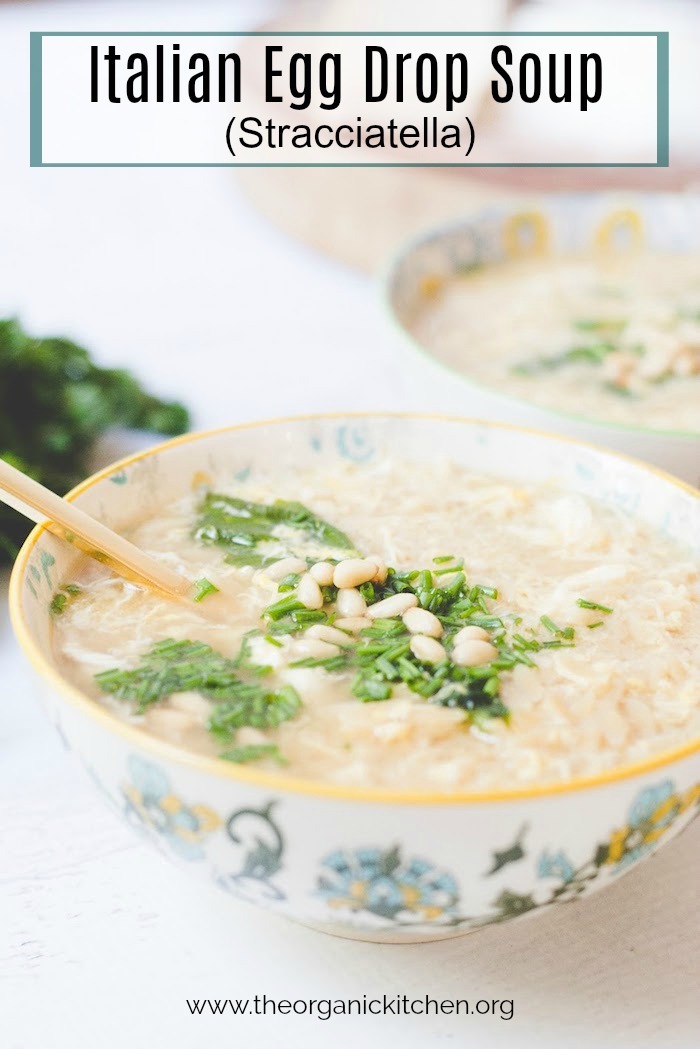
top-left (9, 412), bottom-right (700, 805)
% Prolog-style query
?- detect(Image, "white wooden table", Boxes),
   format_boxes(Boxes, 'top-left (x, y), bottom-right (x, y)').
top-left (1, 2), bottom-right (698, 1047)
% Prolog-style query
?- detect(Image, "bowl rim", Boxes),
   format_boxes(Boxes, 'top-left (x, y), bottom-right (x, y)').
top-left (9, 411), bottom-right (700, 806)
top-left (383, 191), bottom-right (700, 442)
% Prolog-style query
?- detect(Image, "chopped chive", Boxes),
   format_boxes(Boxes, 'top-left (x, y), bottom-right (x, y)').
top-left (465, 614), bottom-right (503, 629)
top-left (263, 594), bottom-right (305, 621)
top-left (433, 554), bottom-right (455, 564)
top-left (290, 654), bottom-right (350, 672)
top-left (573, 318), bottom-right (625, 333)
top-left (512, 634), bottom-right (542, 652)
top-left (220, 744), bottom-right (287, 766)
top-left (540, 615), bottom-right (574, 639)
top-left (434, 558), bottom-right (464, 575)
top-left (49, 592), bottom-right (68, 616)
top-left (277, 572), bottom-right (301, 593)
top-left (577, 598), bottom-right (613, 614)
top-left (50, 583), bottom-right (82, 616)
top-left (193, 577), bottom-right (220, 602)
top-left (359, 581), bottom-right (376, 603)
top-left (471, 584), bottom-right (498, 600)
top-left (352, 675), bottom-right (392, 702)
top-left (587, 620), bottom-right (604, 629)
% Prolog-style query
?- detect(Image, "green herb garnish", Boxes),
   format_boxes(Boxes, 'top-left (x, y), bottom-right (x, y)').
top-left (95, 638), bottom-right (301, 741)
top-left (49, 583), bottom-right (82, 616)
top-left (220, 743), bottom-right (287, 766)
top-left (577, 598), bottom-right (613, 614)
top-left (50, 593), bottom-right (68, 616)
top-left (434, 558), bottom-right (465, 575)
top-left (573, 318), bottom-right (626, 333)
top-left (97, 495), bottom-right (594, 751)
top-left (194, 493), bottom-right (357, 567)
top-left (512, 341), bottom-right (616, 377)
top-left (209, 683), bottom-right (301, 741)
top-left (540, 615), bottom-right (574, 639)
top-left (193, 577), bottom-right (219, 602)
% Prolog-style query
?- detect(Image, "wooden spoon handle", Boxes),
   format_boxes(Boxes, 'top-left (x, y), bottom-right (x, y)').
top-left (0, 457), bottom-right (193, 604)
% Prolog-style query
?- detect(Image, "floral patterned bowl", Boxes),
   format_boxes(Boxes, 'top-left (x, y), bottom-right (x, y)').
top-left (9, 414), bottom-right (700, 943)
top-left (386, 194), bottom-right (700, 486)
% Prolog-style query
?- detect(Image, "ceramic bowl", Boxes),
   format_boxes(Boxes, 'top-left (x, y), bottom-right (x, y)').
top-left (9, 414), bottom-right (700, 943)
top-left (386, 194), bottom-right (700, 486)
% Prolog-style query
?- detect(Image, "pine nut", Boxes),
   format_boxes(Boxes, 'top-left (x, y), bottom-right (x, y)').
top-left (333, 558), bottom-right (377, 589)
top-left (297, 574), bottom-right (324, 610)
top-left (309, 561), bottom-right (335, 586)
top-left (336, 587), bottom-right (367, 617)
top-left (366, 592), bottom-right (418, 619)
top-left (334, 616), bottom-right (372, 633)
top-left (294, 638), bottom-right (340, 660)
top-left (266, 557), bottom-right (308, 581)
top-left (452, 639), bottom-right (498, 666)
top-left (453, 625), bottom-right (491, 645)
top-left (306, 624), bottom-right (354, 647)
top-left (410, 635), bottom-right (447, 664)
top-left (366, 554), bottom-right (388, 584)
top-left (403, 607), bottom-right (443, 638)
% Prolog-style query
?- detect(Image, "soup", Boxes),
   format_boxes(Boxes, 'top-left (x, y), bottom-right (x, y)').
top-left (409, 252), bottom-right (700, 433)
top-left (52, 459), bottom-right (700, 791)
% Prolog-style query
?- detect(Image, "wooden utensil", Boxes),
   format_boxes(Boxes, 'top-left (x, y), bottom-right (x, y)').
top-left (0, 456), bottom-right (225, 616)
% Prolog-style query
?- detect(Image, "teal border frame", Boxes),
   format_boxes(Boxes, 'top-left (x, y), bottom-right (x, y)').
top-left (29, 31), bottom-right (670, 168)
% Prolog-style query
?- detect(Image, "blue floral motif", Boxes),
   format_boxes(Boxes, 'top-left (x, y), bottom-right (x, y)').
top-left (336, 425), bottom-right (375, 463)
top-left (317, 845), bottom-right (459, 924)
top-left (537, 849), bottom-right (575, 883)
top-left (122, 755), bottom-right (220, 861)
top-left (606, 779), bottom-right (679, 869)
top-left (39, 549), bottom-right (56, 586)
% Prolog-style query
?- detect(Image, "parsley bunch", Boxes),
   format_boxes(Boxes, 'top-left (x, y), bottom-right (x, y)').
top-left (0, 318), bottom-right (189, 561)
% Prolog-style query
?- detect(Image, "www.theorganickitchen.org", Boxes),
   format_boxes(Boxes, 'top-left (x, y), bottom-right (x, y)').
top-left (185, 994), bottom-right (515, 1020)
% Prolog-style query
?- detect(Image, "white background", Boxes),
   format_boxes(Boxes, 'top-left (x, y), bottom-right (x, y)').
top-left (1, 2), bottom-right (699, 1048)
top-left (38, 32), bottom-right (660, 164)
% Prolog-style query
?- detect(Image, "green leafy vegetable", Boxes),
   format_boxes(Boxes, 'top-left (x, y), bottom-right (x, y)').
top-left (540, 615), bottom-right (574, 640)
top-left (572, 318), bottom-right (626, 333)
top-left (576, 598), bottom-right (613, 614)
top-left (0, 318), bottom-right (189, 561)
top-left (512, 342), bottom-right (616, 377)
top-left (220, 744), bottom-right (287, 766)
top-left (95, 638), bottom-right (300, 740)
top-left (208, 683), bottom-right (301, 741)
top-left (49, 583), bottom-right (82, 616)
top-left (194, 492), bottom-right (357, 567)
top-left (193, 577), bottom-right (219, 602)
top-left (96, 496), bottom-right (599, 750)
